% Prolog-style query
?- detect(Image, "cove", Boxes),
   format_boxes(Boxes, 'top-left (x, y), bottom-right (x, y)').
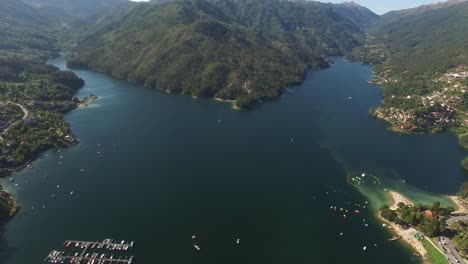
top-left (0, 56), bottom-right (466, 264)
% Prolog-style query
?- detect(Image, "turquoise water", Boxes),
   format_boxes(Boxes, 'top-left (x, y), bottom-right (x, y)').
top-left (0, 56), bottom-right (466, 264)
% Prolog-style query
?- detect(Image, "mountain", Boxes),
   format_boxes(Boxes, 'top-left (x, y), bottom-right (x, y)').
top-left (377, 0), bottom-right (467, 26)
top-left (350, 0), bottom-right (468, 137)
top-left (331, 1), bottom-right (380, 28)
top-left (68, 0), bottom-right (376, 108)
top-left (22, 0), bottom-right (129, 18)
top-left (374, 0), bottom-right (468, 76)
top-left (0, 0), bottom-right (64, 60)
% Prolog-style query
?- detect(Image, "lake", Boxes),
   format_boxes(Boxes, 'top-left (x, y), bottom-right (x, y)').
top-left (0, 56), bottom-right (466, 264)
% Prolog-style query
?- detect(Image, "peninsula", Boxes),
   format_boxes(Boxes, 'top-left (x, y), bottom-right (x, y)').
top-left (379, 188), bottom-right (468, 263)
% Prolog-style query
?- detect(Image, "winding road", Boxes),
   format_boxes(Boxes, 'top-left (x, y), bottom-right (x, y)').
top-left (0, 101), bottom-right (29, 142)
top-left (434, 215), bottom-right (468, 264)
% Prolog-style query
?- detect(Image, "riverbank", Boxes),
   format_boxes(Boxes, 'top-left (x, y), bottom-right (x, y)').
top-left (448, 196), bottom-right (468, 214)
top-left (0, 190), bottom-right (18, 222)
top-left (380, 191), bottom-right (429, 263)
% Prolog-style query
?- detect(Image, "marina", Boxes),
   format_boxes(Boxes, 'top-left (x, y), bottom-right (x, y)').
top-left (44, 239), bottom-right (134, 264)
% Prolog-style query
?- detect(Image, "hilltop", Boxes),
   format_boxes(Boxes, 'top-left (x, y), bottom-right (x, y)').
top-left (68, 0), bottom-right (377, 108)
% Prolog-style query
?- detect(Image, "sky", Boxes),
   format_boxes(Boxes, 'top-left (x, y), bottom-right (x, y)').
top-left (321, 0), bottom-right (444, 14)
top-left (130, 0), bottom-right (445, 14)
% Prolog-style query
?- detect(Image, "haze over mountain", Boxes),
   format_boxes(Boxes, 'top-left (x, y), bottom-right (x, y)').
top-left (22, 0), bottom-right (129, 18)
top-left (378, 0), bottom-right (467, 25)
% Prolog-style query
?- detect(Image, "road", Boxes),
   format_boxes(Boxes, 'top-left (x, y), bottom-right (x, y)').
top-left (0, 101), bottom-right (29, 142)
top-left (447, 215), bottom-right (468, 226)
top-left (438, 236), bottom-right (466, 264)
top-left (436, 214), bottom-right (468, 264)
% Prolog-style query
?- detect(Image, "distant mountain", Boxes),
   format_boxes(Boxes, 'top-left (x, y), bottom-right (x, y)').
top-left (375, 0), bottom-right (468, 75)
top-left (378, 0), bottom-right (467, 25)
top-left (69, 0), bottom-right (376, 108)
top-left (332, 1), bottom-right (380, 28)
top-left (0, 0), bottom-right (63, 60)
top-left (23, 0), bottom-right (128, 18)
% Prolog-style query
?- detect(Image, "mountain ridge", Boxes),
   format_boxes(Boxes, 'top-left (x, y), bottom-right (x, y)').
top-left (68, 0), bottom-right (376, 108)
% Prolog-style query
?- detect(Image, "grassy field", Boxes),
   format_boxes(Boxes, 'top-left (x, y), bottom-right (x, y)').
top-left (422, 239), bottom-right (449, 264)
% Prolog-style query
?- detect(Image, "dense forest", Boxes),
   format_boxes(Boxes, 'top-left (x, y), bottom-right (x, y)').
top-left (0, 0), bottom-right (89, 218)
top-left (349, 1), bottom-right (468, 172)
top-left (68, 0), bottom-right (377, 108)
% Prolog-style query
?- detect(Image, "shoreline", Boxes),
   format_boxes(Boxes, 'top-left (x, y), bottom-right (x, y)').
top-left (448, 195), bottom-right (468, 214)
top-left (380, 191), bottom-right (430, 263)
top-left (213, 98), bottom-right (241, 110)
top-left (0, 54), bottom-right (86, 224)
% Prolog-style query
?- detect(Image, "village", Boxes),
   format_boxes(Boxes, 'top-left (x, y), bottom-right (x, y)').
top-left (372, 66), bottom-right (468, 133)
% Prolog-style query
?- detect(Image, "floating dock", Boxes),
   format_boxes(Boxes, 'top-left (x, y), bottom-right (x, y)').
top-left (44, 239), bottom-right (134, 264)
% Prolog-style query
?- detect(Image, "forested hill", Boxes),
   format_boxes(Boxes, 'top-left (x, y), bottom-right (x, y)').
top-left (0, 0), bottom-right (63, 60)
top-left (330, 1), bottom-right (380, 28)
top-left (377, 0), bottom-right (466, 26)
top-left (375, 0), bottom-right (468, 76)
top-left (0, 0), bottom-right (85, 180)
top-left (22, 0), bottom-right (129, 19)
top-left (68, 0), bottom-right (377, 108)
top-left (349, 0), bottom-right (468, 148)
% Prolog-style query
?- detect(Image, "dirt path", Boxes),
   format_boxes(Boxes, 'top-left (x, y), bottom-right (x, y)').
top-left (0, 101), bottom-right (29, 142)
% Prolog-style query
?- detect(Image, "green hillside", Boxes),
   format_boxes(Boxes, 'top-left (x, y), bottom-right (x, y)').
top-left (22, 0), bottom-right (128, 18)
top-left (349, 1), bottom-right (468, 146)
top-left (68, 0), bottom-right (375, 108)
top-left (0, 0), bottom-right (85, 178)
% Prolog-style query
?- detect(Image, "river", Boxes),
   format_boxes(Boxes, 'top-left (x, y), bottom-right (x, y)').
top-left (0, 56), bottom-right (466, 264)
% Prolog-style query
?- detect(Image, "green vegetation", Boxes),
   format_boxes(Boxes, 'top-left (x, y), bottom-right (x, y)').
top-left (380, 202), bottom-right (454, 237)
top-left (460, 182), bottom-right (468, 199)
top-left (459, 133), bottom-right (468, 149)
top-left (68, 0), bottom-right (376, 108)
top-left (451, 220), bottom-right (468, 258)
top-left (462, 158), bottom-right (468, 171)
top-left (0, 184), bottom-right (14, 222)
top-left (421, 239), bottom-right (449, 264)
top-left (0, 0), bottom-right (85, 177)
top-left (22, 0), bottom-right (128, 19)
top-left (350, 1), bottom-right (468, 172)
top-left (0, 60), bottom-right (84, 168)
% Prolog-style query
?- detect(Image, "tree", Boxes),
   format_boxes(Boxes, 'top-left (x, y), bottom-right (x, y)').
top-left (460, 182), bottom-right (468, 200)
top-left (380, 204), bottom-right (398, 222)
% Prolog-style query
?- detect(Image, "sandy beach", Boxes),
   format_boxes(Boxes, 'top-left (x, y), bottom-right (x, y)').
top-left (388, 191), bottom-right (413, 210)
top-left (380, 191), bottom-right (429, 263)
top-left (448, 195), bottom-right (468, 214)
